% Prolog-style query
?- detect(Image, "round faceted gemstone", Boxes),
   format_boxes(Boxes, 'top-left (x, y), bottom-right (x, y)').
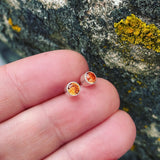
top-left (86, 71), bottom-right (96, 84)
top-left (67, 82), bottom-right (80, 96)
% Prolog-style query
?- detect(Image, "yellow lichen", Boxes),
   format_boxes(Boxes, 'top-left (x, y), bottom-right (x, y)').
top-left (136, 80), bottom-right (142, 85)
top-left (131, 86), bottom-right (136, 90)
top-left (103, 46), bottom-right (107, 48)
top-left (128, 90), bottom-right (132, 93)
top-left (8, 18), bottom-right (21, 32)
top-left (122, 107), bottom-right (129, 112)
top-left (130, 144), bottom-right (135, 151)
top-left (12, 25), bottom-right (21, 32)
top-left (114, 14), bottom-right (160, 52)
top-left (158, 138), bottom-right (160, 142)
top-left (8, 18), bottom-right (13, 26)
top-left (144, 125), bottom-right (148, 128)
top-left (134, 74), bottom-right (138, 78)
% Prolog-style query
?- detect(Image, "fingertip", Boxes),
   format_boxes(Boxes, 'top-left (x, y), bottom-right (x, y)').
top-left (105, 79), bottom-right (120, 110)
top-left (120, 110), bottom-right (136, 145)
top-left (95, 78), bottom-right (120, 110)
top-left (109, 110), bottom-right (136, 159)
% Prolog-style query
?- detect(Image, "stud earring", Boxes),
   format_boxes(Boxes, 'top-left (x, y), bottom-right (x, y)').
top-left (65, 81), bottom-right (80, 96)
top-left (80, 71), bottom-right (97, 86)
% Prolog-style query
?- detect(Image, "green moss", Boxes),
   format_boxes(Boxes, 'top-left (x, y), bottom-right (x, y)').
top-left (114, 14), bottom-right (160, 52)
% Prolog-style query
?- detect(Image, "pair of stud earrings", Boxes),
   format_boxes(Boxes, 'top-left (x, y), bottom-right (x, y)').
top-left (65, 71), bottom-right (97, 96)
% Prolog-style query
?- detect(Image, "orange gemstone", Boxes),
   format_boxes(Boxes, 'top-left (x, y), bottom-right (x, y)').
top-left (86, 71), bottom-right (96, 84)
top-left (67, 82), bottom-right (80, 96)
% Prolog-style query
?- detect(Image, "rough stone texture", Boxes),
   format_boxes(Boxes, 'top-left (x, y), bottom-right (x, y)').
top-left (0, 0), bottom-right (160, 159)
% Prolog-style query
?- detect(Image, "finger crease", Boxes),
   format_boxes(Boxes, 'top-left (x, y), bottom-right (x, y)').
top-left (4, 65), bottom-right (28, 110)
top-left (41, 106), bottom-right (66, 147)
top-left (64, 146), bottom-right (76, 160)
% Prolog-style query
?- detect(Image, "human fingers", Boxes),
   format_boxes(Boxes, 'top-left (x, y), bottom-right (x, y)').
top-left (0, 79), bottom-right (120, 160)
top-left (0, 50), bottom-right (88, 122)
top-left (45, 110), bottom-right (136, 160)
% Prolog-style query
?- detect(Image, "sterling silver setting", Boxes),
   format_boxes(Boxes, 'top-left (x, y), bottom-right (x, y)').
top-left (80, 71), bottom-right (97, 87)
top-left (65, 81), bottom-right (81, 96)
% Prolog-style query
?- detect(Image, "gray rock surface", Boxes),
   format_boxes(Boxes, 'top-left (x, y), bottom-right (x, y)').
top-left (0, 0), bottom-right (160, 159)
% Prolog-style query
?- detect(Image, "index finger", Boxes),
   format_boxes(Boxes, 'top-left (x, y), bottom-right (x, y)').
top-left (0, 50), bottom-right (88, 122)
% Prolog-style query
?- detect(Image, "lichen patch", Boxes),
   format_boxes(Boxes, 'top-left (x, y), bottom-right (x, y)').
top-left (39, 0), bottom-right (68, 10)
top-left (114, 14), bottom-right (160, 52)
top-left (142, 123), bottom-right (160, 139)
top-left (113, 0), bottom-right (122, 5)
top-left (8, 18), bottom-right (21, 32)
top-left (5, 0), bottom-right (20, 10)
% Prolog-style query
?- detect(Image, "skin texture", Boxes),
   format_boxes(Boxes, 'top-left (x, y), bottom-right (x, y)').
top-left (0, 50), bottom-right (136, 160)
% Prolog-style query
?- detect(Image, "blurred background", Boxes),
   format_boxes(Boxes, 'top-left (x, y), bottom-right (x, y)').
top-left (0, 42), bottom-right (7, 65)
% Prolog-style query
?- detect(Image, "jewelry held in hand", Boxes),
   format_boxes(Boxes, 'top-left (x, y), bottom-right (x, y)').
top-left (80, 71), bottom-right (97, 87)
top-left (65, 81), bottom-right (81, 96)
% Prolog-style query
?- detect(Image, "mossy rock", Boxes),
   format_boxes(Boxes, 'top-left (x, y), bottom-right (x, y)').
top-left (0, 0), bottom-right (160, 159)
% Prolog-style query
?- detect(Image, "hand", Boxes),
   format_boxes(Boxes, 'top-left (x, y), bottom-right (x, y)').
top-left (0, 50), bottom-right (136, 160)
